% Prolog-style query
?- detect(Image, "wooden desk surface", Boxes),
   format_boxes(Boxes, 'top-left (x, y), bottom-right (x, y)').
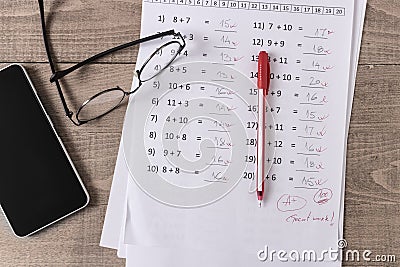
top-left (0, 0), bottom-right (399, 266)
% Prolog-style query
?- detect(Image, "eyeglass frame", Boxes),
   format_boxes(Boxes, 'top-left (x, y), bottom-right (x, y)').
top-left (38, 0), bottom-right (186, 126)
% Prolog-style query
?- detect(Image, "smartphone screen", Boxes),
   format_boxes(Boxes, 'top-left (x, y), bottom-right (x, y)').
top-left (0, 64), bottom-right (89, 237)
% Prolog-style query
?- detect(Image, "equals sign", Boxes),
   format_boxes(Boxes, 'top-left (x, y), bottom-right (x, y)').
top-left (291, 143), bottom-right (296, 148)
top-left (297, 43), bottom-right (303, 47)
top-left (203, 36), bottom-right (209, 41)
top-left (293, 109), bottom-right (298, 114)
top-left (298, 26), bottom-right (303, 31)
top-left (203, 53), bottom-right (208, 57)
top-left (205, 20), bottom-right (210, 24)
top-left (200, 86), bottom-right (205, 90)
top-left (196, 136), bottom-right (202, 141)
top-left (292, 126), bottom-right (297, 131)
top-left (296, 60), bottom-right (301, 64)
top-left (295, 77), bottom-right (300, 81)
top-left (198, 119), bottom-right (203, 124)
top-left (290, 160), bottom-right (295, 165)
top-left (201, 69), bottom-right (206, 74)
top-left (196, 153), bottom-right (201, 158)
top-left (289, 177), bottom-right (294, 181)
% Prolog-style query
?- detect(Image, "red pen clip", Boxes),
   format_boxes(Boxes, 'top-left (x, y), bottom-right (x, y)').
top-left (257, 51), bottom-right (270, 94)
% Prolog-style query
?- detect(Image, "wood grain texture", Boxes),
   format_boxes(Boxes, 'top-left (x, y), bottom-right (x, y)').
top-left (0, 0), bottom-right (399, 266)
top-left (343, 65), bottom-right (400, 267)
top-left (0, 0), bottom-right (142, 64)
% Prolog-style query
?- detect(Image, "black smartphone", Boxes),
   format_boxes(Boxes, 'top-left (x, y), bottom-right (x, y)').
top-left (0, 64), bottom-right (89, 237)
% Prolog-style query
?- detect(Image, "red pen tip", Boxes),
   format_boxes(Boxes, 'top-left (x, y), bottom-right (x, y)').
top-left (257, 51), bottom-right (270, 91)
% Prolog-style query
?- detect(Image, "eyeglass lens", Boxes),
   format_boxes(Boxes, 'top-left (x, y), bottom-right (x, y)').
top-left (139, 41), bottom-right (183, 82)
top-left (77, 88), bottom-right (126, 122)
top-left (76, 39), bottom-right (183, 122)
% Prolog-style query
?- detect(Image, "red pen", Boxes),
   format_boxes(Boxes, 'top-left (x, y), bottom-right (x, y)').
top-left (256, 51), bottom-right (270, 208)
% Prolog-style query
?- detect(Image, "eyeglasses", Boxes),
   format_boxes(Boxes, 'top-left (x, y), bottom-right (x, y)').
top-left (38, 0), bottom-right (185, 126)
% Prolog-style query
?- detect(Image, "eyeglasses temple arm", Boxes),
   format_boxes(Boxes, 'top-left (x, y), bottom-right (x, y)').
top-left (50, 30), bottom-right (176, 82)
top-left (38, 0), bottom-right (72, 118)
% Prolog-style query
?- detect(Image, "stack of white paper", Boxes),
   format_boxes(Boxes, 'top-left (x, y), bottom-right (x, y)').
top-left (101, 0), bottom-right (367, 266)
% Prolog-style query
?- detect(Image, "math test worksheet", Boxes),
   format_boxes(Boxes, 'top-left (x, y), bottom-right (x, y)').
top-left (120, 0), bottom-right (356, 264)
